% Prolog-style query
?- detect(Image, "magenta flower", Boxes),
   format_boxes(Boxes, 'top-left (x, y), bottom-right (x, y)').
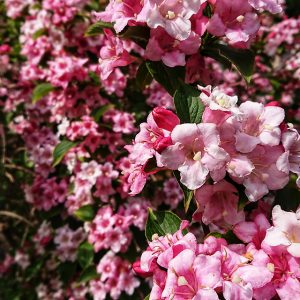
top-left (207, 0), bottom-right (260, 47)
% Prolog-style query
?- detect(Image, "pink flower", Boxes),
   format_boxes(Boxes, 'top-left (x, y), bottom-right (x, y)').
top-left (194, 180), bottom-right (245, 229)
top-left (99, 30), bottom-right (135, 80)
top-left (263, 205), bottom-right (300, 257)
top-left (228, 145), bottom-right (289, 201)
top-left (248, 0), bottom-right (282, 14)
top-left (207, 0), bottom-right (260, 47)
top-left (221, 246), bottom-right (273, 300)
top-left (93, 0), bottom-right (143, 33)
top-left (161, 123), bottom-right (229, 190)
top-left (234, 213), bottom-right (271, 249)
top-left (234, 101), bottom-right (285, 153)
top-left (199, 85), bottom-right (240, 115)
top-left (136, 107), bottom-right (179, 153)
top-left (138, 0), bottom-right (204, 41)
top-left (278, 128), bottom-right (300, 187)
top-left (162, 249), bottom-right (221, 299)
top-left (140, 221), bottom-right (197, 272)
top-left (145, 28), bottom-right (200, 67)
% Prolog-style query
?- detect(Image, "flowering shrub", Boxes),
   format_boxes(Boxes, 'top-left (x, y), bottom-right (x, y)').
top-left (0, 0), bottom-right (300, 299)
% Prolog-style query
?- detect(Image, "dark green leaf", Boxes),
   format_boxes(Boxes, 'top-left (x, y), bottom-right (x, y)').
top-left (58, 262), bottom-right (77, 284)
top-left (136, 62), bottom-right (153, 89)
top-left (74, 205), bottom-right (96, 222)
top-left (173, 83), bottom-right (204, 124)
top-left (173, 171), bottom-right (194, 213)
top-left (77, 265), bottom-right (98, 283)
top-left (85, 21), bottom-right (114, 37)
top-left (145, 209), bottom-right (182, 241)
top-left (145, 61), bottom-right (185, 95)
top-left (143, 157), bottom-right (158, 173)
top-left (207, 230), bottom-right (242, 244)
top-left (273, 176), bottom-right (300, 211)
top-left (202, 43), bottom-right (255, 83)
top-left (53, 140), bottom-right (78, 167)
top-left (119, 26), bottom-right (150, 48)
top-left (77, 242), bottom-right (94, 269)
top-left (92, 104), bottom-right (114, 123)
top-left (32, 83), bottom-right (54, 103)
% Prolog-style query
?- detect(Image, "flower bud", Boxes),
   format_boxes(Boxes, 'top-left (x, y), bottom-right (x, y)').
top-left (153, 136), bottom-right (172, 153)
top-left (152, 107), bottom-right (180, 132)
top-left (132, 260), bottom-right (154, 278)
top-left (0, 44), bottom-right (11, 55)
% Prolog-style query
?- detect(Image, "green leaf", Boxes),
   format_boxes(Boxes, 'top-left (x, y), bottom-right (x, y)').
top-left (145, 209), bottom-right (182, 241)
top-left (92, 104), bottom-right (114, 123)
top-left (144, 295), bottom-right (150, 300)
top-left (173, 83), bottom-right (204, 124)
top-left (145, 61), bottom-right (185, 95)
top-left (136, 62), bottom-right (153, 89)
top-left (52, 140), bottom-right (78, 167)
top-left (202, 43), bottom-right (255, 83)
top-left (85, 21), bottom-right (114, 37)
top-left (207, 230), bottom-right (242, 244)
top-left (74, 205), bottom-right (95, 222)
top-left (88, 71), bottom-right (100, 85)
top-left (77, 265), bottom-right (98, 283)
top-left (32, 28), bottom-right (47, 40)
top-left (173, 171), bottom-right (194, 213)
top-left (77, 242), bottom-right (94, 269)
top-left (32, 83), bottom-right (54, 103)
top-left (119, 26), bottom-right (150, 48)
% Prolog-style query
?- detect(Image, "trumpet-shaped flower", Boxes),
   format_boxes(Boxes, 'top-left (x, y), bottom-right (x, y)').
top-left (138, 0), bottom-right (204, 41)
top-left (161, 123), bottom-right (229, 190)
top-left (234, 101), bottom-right (285, 153)
top-left (263, 205), bottom-right (300, 257)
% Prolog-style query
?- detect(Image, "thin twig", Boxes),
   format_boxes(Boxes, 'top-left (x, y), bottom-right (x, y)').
top-left (5, 164), bottom-right (35, 175)
top-left (0, 211), bottom-right (33, 227)
top-left (0, 124), bottom-right (5, 168)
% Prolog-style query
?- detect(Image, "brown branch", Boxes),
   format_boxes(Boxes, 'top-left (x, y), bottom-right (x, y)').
top-left (0, 211), bottom-right (33, 227)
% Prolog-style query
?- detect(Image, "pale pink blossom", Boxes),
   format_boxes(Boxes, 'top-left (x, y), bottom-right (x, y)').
top-left (194, 180), bottom-right (245, 229)
top-left (264, 205), bottom-right (300, 257)
top-left (234, 101), bottom-right (285, 153)
top-left (277, 128), bottom-right (300, 187)
top-left (161, 123), bottom-right (229, 190)
top-left (138, 0), bottom-right (204, 41)
top-left (248, 0), bottom-right (282, 14)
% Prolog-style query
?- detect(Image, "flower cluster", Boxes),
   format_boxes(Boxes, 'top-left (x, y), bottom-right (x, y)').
top-left (95, 0), bottom-right (284, 71)
top-left (137, 205), bottom-right (300, 300)
top-left (127, 88), bottom-right (299, 204)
